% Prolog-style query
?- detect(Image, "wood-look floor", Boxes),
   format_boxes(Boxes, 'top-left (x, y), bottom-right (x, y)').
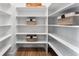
top-left (16, 48), bottom-right (52, 56)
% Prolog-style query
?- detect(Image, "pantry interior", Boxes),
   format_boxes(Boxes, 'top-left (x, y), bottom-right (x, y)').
top-left (0, 3), bottom-right (79, 56)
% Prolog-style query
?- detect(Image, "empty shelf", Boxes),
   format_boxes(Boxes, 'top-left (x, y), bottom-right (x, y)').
top-left (16, 15), bottom-right (47, 17)
top-left (49, 3), bottom-right (74, 16)
top-left (0, 10), bottom-right (11, 16)
top-left (48, 25), bottom-right (79, 28)
top-left (17, 26), bottom-right (46, 33)
top-left (16, 41), bottom-right (47, 44)
top-left (48, 41), bottom-right (78, 56)
top-left (0, 34), bottom-right (12, 42)
top-left (0, 44), bottom-right (11, 56)
top-left (0, 9), bottom-right (11, 15)
top-left (16, 7), bottom-right (47, 17)
top-left (48, 33), bottom-right (79, 54)
top-left (16, 24), bottom-right (46, 26)
top-left (0, 25), bottom-right (12, 27)
top-left (16, 33), bottom-right (47, 35)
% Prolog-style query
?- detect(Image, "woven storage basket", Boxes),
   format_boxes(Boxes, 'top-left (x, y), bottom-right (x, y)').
top-left (26, 3), bottom-right (42, 8)
top-left (58, 17), bottom-right (73, 25)
top-left (57, 14), bottom-right (73, 25)
top-left (26, 35), bottom-right (38, 42)
top-left (26, 18), bottom-right (37, 25)
top-left (57, 12), bottom-right (79, 25)
top-left (26, 21), bottom-right (37, 25)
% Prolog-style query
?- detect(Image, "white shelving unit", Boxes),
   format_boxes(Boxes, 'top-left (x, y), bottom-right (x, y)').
top-left (0, 3), bottom-right (16, 56)
top-left (16, 4), bottom-right (48, 52)
top-left (1, 3), bottom-right (79, 56)
top-left (48, 3), bottom-right (79, 56)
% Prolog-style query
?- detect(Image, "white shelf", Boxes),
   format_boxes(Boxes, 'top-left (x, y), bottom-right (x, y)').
top-left (48, 42), bottom-right (62, 56)
top-left (48, 33), bottom-right (79, 54)
top-left (16, 16), bottom-right (47, 18)
top-left (0, 25), bottom-right (11, 27)
top-left (48, 25), bottom-right (79, 28)
top-left (0, 34), bottom-right (12, 42)
top-left (16, 24), bottom-right (46, 26)
top-left (0, 3), bottom-right (11, 13)
top-left (16, 6), bottom-right (46, 9)
top-left (49, 3), bottom-right (74, 16)
top-left (0, 11), bottom-right (11, 17)
top-left (0, 9), bottom-right (11, 15)
top-left (16, 15), bottom-right (47, 17)
top-left (16, 41), bottom-right (47, 44)
top-left (49, 3), bottom-right (79, 17)
top-left (0, 44), bottom-right (11, 56)
top-left (16, 33), bottom-right (47, 35)
top-left (48, 41), bottom-right (78, 56)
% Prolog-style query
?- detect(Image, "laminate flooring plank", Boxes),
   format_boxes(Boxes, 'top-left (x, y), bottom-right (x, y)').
top-left (16, 48), bottom-right (52, 56)
top-left (21, 48), bottom-right (26, 56)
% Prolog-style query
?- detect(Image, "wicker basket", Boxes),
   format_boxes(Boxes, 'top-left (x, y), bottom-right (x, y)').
top-left (26, 21), bottom-right (37, 25)
top-left (58, 17), bottom-right (73, 25)
top-left (57, 14), bottom-right (73, 25)
top-left (26, 3), bottom-right (42, 8)
top-left (26, 18), bottom-right (37, 25)
top-left (26, 35), bottom-right (38, 42)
